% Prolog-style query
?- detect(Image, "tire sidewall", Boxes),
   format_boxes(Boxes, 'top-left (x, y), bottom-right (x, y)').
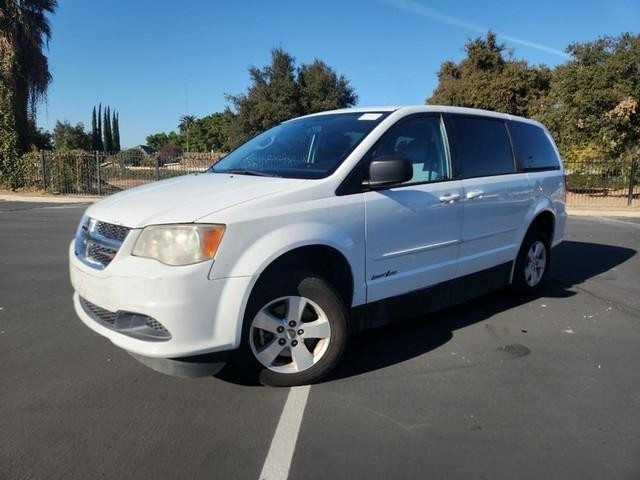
top-left (234, 269), bottom-right (348, 387)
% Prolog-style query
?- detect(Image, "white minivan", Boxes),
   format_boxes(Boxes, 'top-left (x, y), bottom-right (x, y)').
top-left (70, 106), bottom-right (566, 386)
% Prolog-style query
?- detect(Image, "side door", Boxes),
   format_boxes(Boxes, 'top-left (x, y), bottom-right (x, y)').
top-left (363, 114), bottom-right (463, 303)
top-left (445, 114), bottom-right (534, 277)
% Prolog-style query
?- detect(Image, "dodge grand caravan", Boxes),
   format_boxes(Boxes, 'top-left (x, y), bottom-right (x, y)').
top-left (70, 106), bottom-right (566, 386)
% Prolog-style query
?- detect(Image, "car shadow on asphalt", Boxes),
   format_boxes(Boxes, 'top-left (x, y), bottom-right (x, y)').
top-left (218, 240), bottom-right (636, 386)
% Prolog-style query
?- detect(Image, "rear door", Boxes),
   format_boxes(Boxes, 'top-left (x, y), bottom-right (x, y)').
top-left (445, 114), bottom-right (533, 277)
top-left (364, 114), bottom-right (463, 302)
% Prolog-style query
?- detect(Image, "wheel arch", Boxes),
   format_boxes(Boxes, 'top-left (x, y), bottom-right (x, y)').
top-left (220, 222), bottom-right (363, 348)
top-left (510, 205), bottom-right (556, 283)
top-left (256, 245), bottom-right (355, 309)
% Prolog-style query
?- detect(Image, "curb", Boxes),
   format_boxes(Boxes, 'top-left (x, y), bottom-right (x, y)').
top-left (567, 208), bottom-right (640, 218)
top-left (0, 193), bottom-right (98, 204)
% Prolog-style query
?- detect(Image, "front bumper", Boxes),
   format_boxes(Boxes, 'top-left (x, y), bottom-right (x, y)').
top-left (69, 241), bottom-right (253, 358)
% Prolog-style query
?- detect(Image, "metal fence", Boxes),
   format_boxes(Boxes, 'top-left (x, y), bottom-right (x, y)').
top-left (35, 150), bottom-right (224, 196)
top-left (29, 151), bottom-right (640, 208)
top-left (565, 157), bottom-right (639, 208)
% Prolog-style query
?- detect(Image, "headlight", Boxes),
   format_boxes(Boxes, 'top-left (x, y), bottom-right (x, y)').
top-left (132, 224), bottom-right (225, 266)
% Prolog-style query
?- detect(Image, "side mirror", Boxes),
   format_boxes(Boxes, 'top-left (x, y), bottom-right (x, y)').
top-left (364, 155), bottom-right (412, 187)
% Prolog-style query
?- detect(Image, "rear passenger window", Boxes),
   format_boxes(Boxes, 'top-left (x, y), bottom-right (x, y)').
top-left (509, 121), bottom-right (560, 171)
top-left (448, 116), bottom-right (514, 178)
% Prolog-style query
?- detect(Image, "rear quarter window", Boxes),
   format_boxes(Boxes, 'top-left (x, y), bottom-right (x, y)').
top-left (509, 121), bottom-right (560, 171)
top-left (447, 115), bottom-right (515, 178)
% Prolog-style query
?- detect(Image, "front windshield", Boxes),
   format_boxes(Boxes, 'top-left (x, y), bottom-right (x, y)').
top-left (211, 112), bottom-right (389, 179)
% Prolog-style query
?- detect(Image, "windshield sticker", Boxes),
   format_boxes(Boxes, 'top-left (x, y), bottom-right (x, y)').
top-left (358, 113), bottom-right (383, 121)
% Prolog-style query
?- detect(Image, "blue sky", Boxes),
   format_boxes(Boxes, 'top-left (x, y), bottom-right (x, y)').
top-left (38, 0), bottom-right (639, 148)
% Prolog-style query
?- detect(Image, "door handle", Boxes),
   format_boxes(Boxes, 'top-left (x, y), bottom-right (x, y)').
top-left (466, 190), bottom-right (484, 200)
top-left (439, 193), bottom-right (460, 203)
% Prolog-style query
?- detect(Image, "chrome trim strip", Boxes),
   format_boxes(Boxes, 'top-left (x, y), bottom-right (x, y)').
top-left (462, 227), bottom-right (518, 243)
top-left (376, 239), bottom-right (460, 261)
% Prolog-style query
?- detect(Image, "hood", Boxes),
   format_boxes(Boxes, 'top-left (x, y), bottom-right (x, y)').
top-left (86, 173), bottom-right (306, 228)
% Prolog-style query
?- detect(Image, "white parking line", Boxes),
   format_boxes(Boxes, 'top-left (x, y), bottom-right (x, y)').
top-left (259, 385), bottom-right (311, 480)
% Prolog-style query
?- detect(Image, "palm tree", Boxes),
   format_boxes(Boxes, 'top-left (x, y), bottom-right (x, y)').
top-left (178, 115), bottom-right (196, 152)
top-left (0, 0), bottom-right (58, 152)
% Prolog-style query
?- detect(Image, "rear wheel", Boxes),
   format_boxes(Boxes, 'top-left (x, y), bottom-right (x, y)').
top-left (512, 229), bottom-right (551, 293)
top-left (234, 270), bottom-right (348, 386)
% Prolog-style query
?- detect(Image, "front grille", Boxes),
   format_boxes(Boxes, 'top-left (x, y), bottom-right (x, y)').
top-left (95, 221), bottom-right (130, 242)
top-left (79, 297), bottom-right (171, 341)
top-left (75, 218), bottom-right (130, 270)
top-left (87, 243), bottom-right (118, 266)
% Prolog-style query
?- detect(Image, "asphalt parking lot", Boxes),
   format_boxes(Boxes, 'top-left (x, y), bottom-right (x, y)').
top-left (1, 201), bottom-right (639, 480)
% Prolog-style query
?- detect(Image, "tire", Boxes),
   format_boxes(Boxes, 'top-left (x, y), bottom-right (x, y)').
top-left (233, 269), bottom-right (348, 387)
top-left (511, 229), bottom-right (551, 294)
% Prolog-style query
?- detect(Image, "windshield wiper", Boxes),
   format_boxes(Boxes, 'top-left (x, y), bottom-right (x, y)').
top-left (213, 168), bottom-right (279, 177)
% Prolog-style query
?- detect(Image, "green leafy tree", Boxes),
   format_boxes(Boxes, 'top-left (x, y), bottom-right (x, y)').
top-left (187, 112), bottom-right (232, 151)
top-left (227, 47), bottom-right (358, 148)
top-left (52, 121), bottom-right (91, 151)
top-left (0, 0), bottom-right (56, 187)
top-left (427, 32), bottom-right (551, 118)
top-left (536, 33), bottom-right (640, 161)
top-left (28, 120), bottom-right (52, 150)
top-left (298, 60), bottom-right (358, 113)
top-left (0, 0), bottom-right (57, 153)
top-left (146, 131), bottom-right (184, 150)
top-left (226, 48), bottom-right (301, 147)
top-left (0, 49), bottom-right (21, 187)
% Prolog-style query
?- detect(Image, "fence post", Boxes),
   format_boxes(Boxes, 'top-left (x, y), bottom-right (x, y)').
top-left (95, 151), bottom-right (102, 196)
top-left (628, 158), bottom-right (638, 207)
top-left (155, 156), bottom-right (160, 181)
top-left (40, 150), bottom-right (47, 191)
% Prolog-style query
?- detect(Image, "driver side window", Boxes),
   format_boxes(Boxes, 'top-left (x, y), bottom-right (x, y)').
top-left (371, 115), bottom-right (451, 185)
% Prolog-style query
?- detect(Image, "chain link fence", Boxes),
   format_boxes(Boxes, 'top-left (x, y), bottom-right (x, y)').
top-left (21, 150), bottom-right (640, 208)
top-left (34, 150), bottom-right (224, 196)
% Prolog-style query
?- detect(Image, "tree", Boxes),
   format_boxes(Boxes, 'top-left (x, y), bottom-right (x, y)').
top-left (91, 107), bottom-right (99, 150)
top-left (146, 131), bottom-right (183, 150)
top-left (52, 121), bottom-right (91, 151)
top-left (226, 48), bottom-right (301, 147)
top-left (103, 106), bottom-right (113, 151)
top-left (0, 0), bottom-right (56, 188)
top-left (146, 112), bottom-right (232, 152)
top-left (179, 114), bottom-right (196, 151)
top-left (535, 33), bottom-right (640, 161)
top-left (186, 112), bottom-right (232, 151)
top-left (112, 110), bottom-right (120, 151)
top-left (298, 60), bottom-right (358, 113)
top-left (225, 48), bottom-right (357, 147)
top-left (96, 104), bottom-right (103, 151)
top-left (28, 120), bottom-right (52, 150)
top-left (0, 0), bottom-right (57, 152)
top-left (427, 32), bottom-right (551, 118)
top-left (178, 115), bottom-right (196, 133)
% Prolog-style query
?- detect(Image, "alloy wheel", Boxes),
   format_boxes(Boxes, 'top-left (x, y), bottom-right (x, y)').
top-left (525, 240), bottom-right (547, 287)
top-left (249, 296), bottom-right (331, 374)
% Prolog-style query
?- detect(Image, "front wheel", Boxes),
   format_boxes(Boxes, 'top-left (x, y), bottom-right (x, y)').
top-left (511, 230), bottom-right (551, 294)
top-left (234, 270), bottom-right (348, 386)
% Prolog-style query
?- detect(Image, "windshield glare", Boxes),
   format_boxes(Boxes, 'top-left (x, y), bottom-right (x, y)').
top-left (211, 112), bottom-right (389, 179)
